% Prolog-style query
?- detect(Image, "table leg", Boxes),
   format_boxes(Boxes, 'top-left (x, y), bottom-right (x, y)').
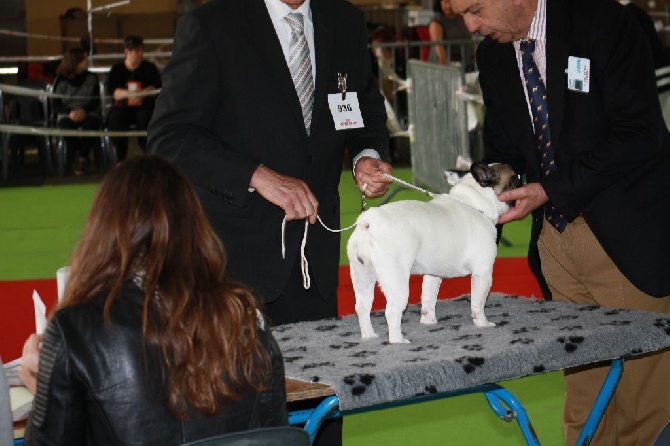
top-left (484, 385), bottom-right (540, 445)
top-left (575, 357), bottom-right (624, 446)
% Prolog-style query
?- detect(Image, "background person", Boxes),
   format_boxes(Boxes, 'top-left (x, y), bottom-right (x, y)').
top-left (22, 155), bottom-right (287, 445)
top-left (52, 48), bottom-right (101, 175)
top-left (449, 0), bottom-right (670, 444)
top-left (428, 0), bottom-right (473, 68)
top-left (106, 35), bottom-right (161, 161)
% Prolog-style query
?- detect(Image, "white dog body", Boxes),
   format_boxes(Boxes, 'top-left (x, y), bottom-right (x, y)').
top-left (347, 163), bottom-right (519, 343)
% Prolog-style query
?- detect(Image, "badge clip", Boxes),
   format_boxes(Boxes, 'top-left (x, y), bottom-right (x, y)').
top-left (337, 73), bottom-right (348, 100)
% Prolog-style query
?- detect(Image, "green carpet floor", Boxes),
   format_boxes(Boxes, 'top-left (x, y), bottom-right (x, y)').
top-left (0, 167), bottom-right (566, 445)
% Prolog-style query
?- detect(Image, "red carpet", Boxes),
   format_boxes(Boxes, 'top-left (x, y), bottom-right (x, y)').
top-left (0, 257), bottom-right (541, 361)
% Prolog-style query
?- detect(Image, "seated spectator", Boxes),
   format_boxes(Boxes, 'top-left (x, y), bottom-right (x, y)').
top-left (21, 155), bottom-right (287, 445)
top-left (106, 35), bottom-right (162, 161)
top-left (428, 0), bottom-right (473, 69)
top-left (52, 48), bottom-right (101, 175)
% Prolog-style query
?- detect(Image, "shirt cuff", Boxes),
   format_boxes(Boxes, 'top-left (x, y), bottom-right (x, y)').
top-left (352, 149), bottom-right (381, 176)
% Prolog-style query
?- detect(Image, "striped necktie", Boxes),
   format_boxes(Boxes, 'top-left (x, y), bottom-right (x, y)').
top-left (284, 13), bottom-right (314, 135)
top-left (520, 39), bottom-right (567, 232)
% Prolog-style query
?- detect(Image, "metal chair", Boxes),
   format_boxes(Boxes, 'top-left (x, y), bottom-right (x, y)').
top-left (0, 357), bottom-right (14, 446)
top-left (180, 426), bottom-right (310, 446)
top-left (0, 80), bottom-right (53, 182)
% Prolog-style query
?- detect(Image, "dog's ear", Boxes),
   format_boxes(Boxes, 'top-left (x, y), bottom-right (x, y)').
top-left (470, 162), bottom-right (500, 188)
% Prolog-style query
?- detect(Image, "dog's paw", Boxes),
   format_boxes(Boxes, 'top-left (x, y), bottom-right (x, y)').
top-left (389, 336), bottom-right (411, 344)
top-left (420, 314), bottom-right (438, 325)
top-left (361, 332), bottom-right (379, 340)
top-left (473, 318), bottom-right (496, 327)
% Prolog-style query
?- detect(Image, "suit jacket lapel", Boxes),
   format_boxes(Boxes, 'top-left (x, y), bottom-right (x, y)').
top-left (246, 0), bottom-right (308, 136)
top-left (546, 0), bottom-right (570, 153)
top-left (310, 2), bottom-right (333, 135)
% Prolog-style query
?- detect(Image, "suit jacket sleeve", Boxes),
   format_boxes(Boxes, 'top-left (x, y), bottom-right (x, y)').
top-left (147, 12), bottom-right (258, 208)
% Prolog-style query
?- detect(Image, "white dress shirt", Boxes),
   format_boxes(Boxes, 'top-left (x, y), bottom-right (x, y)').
top-left (264, 0), bottom-right (316, 83)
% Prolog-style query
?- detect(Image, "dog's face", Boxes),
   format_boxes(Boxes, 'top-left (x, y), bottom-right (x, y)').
top-left (470, 162), bottom-right (521, 203)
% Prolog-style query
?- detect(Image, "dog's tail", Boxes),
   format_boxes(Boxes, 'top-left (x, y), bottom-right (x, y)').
top-left (346, 216), bottom-right (374, 267)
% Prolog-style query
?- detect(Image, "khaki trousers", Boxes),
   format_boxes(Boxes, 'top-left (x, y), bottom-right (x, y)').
top-left (538, 217), bottom-right (670, 446)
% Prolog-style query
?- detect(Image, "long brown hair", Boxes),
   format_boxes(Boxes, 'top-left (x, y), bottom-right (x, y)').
top-left (55, 48), bottom-right (87, 80)
top-left (59, 154), bottom-right (271, 419)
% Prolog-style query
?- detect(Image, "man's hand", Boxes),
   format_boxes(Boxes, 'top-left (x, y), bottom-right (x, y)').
top-left (353, 157), bottom-right (393, 198)
top-left (497, 182), bottom-right (548, 224)
top-left (19, 333), bottom-right (42, 395)
top-left (250, 164), bottom-right (319, 224)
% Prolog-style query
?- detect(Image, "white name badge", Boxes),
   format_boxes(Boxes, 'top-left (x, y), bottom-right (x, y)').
top-left (567, 56), bottom-right (590, 93)
top-left (328, 92), bottom-right (365, 130)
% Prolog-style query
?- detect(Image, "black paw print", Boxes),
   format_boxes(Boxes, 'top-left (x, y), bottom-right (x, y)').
top-left (551, 315), bottom-right (578, 321)
top-left (404, 357), bottom-right (429, 363)
top-left (453, 334), bottom-right (482, 341)
top-left (350, 362), bottom-right (376, 368)
top-left (410, 344), bottom-right (440, 352)
top-left (329, 341), bottom-right (359, 349)
top-left (348, 350), bottom-right (378, 358)
top-left (315, 324), bottom-right (338, 332)
top-left (577, 305), bottom-right (601, 312)
top-left (600, 320), bottom-right (631, 327)
top-left (528, 308), bottom-right (556, 314)
top-left (654, 318), bottom-right (670, 335)
top-left (510, 338), bottom-right (534, 345)
top-left (559, 325), bottom-right (583, 332)
top-left (343, 373), bottom-right (375, 396)
top-left (455, 356), bottom-right (485, 373)
top-left (557, 336), bottom-right (584, 353)
top-left (302, 361), bottom-right (334, 370)
top-left (414, 385), bottom-right (438, 397)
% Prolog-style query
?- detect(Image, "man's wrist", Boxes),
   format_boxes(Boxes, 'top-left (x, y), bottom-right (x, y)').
top-left (352, 149), bottom-right (381, 175)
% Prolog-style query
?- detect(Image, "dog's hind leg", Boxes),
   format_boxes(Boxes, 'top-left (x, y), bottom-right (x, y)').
top-left (350, 263), bottom-right (379, 339)
top-left (378, 274), bottom-right (411, 343)
top-left (419, 275), bottom-right (441, 325)
top-left (470, 272), bottom-right (495, 327)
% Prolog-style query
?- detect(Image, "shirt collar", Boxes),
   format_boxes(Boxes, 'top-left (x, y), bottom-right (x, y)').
top-left (264, 0), bottom-right (311, 24)
top-left (522, 0), bottom-right (546, 42)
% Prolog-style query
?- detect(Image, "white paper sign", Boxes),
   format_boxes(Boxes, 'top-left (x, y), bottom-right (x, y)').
top-left (327, 92), bottom-right (365, 130)
top-left (32, 290), bottom-right (46, 335)
top-left (567, 56), bottom-right (590, 93)
top-left (56, 266), bottom-right (71, 302)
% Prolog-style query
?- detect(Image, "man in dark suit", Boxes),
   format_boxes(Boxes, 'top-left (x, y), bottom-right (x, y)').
top-left (148, 1), bottom-right (392, 443)
top-left (450, 0), bottom-right (670, 444)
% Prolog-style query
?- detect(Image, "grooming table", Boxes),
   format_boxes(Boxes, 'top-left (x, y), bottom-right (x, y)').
top-left (278, 294), bottom-right (670, 445)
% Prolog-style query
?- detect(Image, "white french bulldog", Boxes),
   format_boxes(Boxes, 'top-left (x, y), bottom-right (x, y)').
top-left (347, 162), bottom-right (521, 343)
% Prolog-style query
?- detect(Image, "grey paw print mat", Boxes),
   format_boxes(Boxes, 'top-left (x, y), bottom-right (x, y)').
top-left (273, 293), bottom-right (670, 411)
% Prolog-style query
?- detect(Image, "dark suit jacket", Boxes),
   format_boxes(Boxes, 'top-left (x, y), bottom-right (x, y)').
top-left (148, 0), bottom-right (388, 305)
top-left (477, 0), bottom-right (670, 298)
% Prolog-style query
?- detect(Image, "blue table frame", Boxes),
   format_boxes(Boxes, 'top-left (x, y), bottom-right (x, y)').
top-left (288, 358), bottom-right (624, 446)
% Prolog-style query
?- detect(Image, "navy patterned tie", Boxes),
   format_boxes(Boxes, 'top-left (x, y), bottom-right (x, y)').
top-left (520, 39), bottom-right (567, 232)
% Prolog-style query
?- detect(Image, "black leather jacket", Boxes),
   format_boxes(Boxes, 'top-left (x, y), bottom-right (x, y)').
top-left (24, 280), bottom-right (288, 445)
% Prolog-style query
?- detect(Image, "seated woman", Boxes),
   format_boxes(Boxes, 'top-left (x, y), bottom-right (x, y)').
top-left (23, 155), bottom-right (287, 445)
top-left (52, 48), bottom-right (101, 175)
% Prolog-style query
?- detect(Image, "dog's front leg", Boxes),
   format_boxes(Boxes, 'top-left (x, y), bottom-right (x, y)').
top-left (470, 273), bottom-right (495, 327)
top-left (419, 275), bottom-right (441, 325)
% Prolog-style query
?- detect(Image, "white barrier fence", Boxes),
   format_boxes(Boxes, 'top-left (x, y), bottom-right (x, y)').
top-left (407, 60), bottom-right (470, 194)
